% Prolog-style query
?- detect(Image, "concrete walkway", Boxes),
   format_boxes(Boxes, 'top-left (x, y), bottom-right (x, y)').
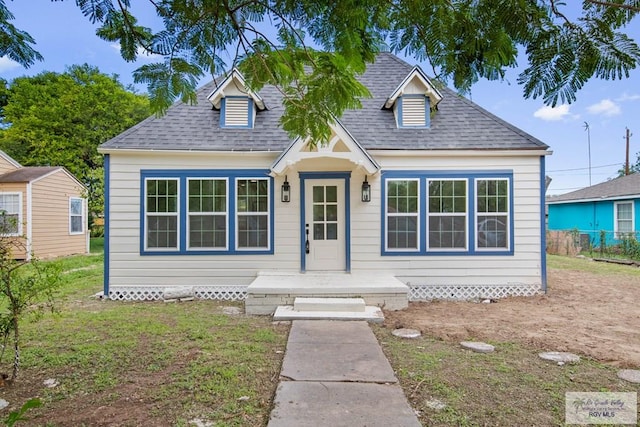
top-left (268, 320), bottom-right (422, 427)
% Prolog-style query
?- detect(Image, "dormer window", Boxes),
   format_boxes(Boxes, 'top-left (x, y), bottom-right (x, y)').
top-left (207, 68), bottom-right (266, 130)
top-left (222, 97), bottom-right (254, 128)
top-left (397, 95), bottom-right (429, 128)
top-left (383, 66), bottom-right (442, 130)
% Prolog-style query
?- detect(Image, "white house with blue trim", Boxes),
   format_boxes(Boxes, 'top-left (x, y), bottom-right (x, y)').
top-left (99, 53), bottom-right (551, 314)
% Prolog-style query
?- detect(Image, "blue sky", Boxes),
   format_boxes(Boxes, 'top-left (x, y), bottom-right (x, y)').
top-left (2, 1), bottom-right (640, 196)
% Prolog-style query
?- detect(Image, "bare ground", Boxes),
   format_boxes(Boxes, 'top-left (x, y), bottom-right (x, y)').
top-left (385, 266), bottom-right (640, 368)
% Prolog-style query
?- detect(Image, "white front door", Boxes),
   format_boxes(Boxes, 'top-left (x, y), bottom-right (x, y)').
top-left (305, 179), bottom-right (346, 271)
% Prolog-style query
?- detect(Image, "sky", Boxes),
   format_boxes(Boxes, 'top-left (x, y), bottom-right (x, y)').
top-left (2, 1), bottom-right (640, 196)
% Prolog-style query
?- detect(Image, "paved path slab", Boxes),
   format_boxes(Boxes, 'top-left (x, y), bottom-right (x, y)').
top-left (281, 320), bottom-right (397, 382)
top-left (269, 382), bottom-right (421, 427)
top-left (269, 320), bottom-right (421, 426)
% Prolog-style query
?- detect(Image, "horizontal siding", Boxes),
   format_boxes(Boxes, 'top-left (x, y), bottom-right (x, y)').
top-left (31, 171), bottom-right (87, 259)
top-left (107, 151), bottom-right (543, 289)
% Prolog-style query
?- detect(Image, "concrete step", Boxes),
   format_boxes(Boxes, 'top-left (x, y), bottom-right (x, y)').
top-left (273, 305), bottom-right (384, 323)
top-left (294, 297), bottom-right (366, 312)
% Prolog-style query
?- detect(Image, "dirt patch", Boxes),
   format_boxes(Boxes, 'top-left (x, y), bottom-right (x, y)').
top-left (385, 267), bottom-right (640, 368)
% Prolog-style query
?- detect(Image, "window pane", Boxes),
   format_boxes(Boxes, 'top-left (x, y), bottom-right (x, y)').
top-left (189, 215), bottom-right (226, 248)
top-left (237, 179), bottom-right (268, 213)
top-left (326, 223), bottom-right (337, 240)
top-left (70, 199), bottom-right (83, 215)
top-left (238, 215), bottom-right (268, 248)
top-left (387, 180), bottom-right (418, 214)
top-left (477, 215), bottom-right (507, 248)
top-left (387, 216), bottom-right (418, 249)
top-left (147, 216), bottom-right (178, 248)
top-left (313, 205), bottom-right (324, 221)
top-left (326, 205), bottom-right (337, 221)
top-left (618, 203), bottom-right (632, 220)
top-left (314, 223), bottom-right (324, 240)
top-left (326, 186), bottom-right (337, 203)
top-left (147, 179), bottom-right (178, 213)
top-left (313, 186), bottom-right (324, 203)
top-left (428, 216), bottom-right (466, 249)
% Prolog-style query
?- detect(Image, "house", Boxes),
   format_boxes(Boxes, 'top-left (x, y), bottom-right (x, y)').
top-left (0, 151), bottom-right (89, 260)
top-left (98, 53), bottom-right (550, 314)
top-left (547, 173), bottom-right (640, 246)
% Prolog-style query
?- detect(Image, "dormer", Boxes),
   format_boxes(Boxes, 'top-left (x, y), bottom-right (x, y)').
top-left (383, 66), bottom-right (443, 129)
top-left (207, 69), bottom-right (266, 128)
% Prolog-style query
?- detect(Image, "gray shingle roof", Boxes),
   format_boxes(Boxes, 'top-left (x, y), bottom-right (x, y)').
top-left (100, 53), bottom-right (548, 152)
top-left (547, 173), bottom-right (640, 203)
top-left (0, 167), bottom-right (61, 183)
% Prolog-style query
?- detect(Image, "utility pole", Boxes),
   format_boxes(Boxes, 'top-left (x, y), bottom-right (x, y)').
top-left (584, 122), bottom-right (591, 185)
top-left (625, 127), bottom-right (632, 175)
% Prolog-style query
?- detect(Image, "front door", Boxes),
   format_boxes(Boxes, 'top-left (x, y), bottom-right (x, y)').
top-left (304, 179), bottom-right (346, 271)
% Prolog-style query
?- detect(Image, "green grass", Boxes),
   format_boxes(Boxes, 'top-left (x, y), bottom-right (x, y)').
top-left (548, 253), bottom-right (640, 277)
top-left (0, 245), bottom-right (289, 426)
top-left (374, 327), bottom-right (638, 427)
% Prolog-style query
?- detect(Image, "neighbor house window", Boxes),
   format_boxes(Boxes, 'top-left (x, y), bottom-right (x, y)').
top-left (427, 179), bottom-right (467, 250)
top-left (69, 197), bottom-right (84, 235)
top-left (386, 179), bottom-right (419, 250)
top-left (145, 179), bottom-right (179, 249)
top-left (476, 179), bottom-right (509, 250)
top-left (0, 193), bottom-right (21, 236)
top-left (188, 179), bottom-right (227, 249)
top-left (236, 178), bottom-right (269, 249)
top-left (614, 201), bottom-right (634, 239)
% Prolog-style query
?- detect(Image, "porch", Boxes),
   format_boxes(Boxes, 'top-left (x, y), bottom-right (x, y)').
top-left (245, 271), bottom-right (410, 315)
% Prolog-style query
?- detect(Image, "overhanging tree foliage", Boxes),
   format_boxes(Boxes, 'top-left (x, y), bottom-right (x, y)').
top-left (0, 65), bottom-right (150, 224)
top-left (3, 0), bottom-right (640, 142)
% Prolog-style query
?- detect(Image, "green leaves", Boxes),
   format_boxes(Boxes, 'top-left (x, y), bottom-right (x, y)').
top-left (4, 1), bottom-right (640, 139)
top-left (0, 0), bottom-right (43, 67)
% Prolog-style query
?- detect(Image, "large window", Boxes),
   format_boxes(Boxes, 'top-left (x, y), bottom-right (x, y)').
top-left (382, 172), bottom-right (513, 255)
top-left (237, 179), bottom-right (269, 249)
top-left (69, 197), bottom-right (85, 235)
top-left (614, 201), bottom-right (634, 239)
top-left (141, 171), bottom-right (272, 254)
top-left (145, 179), bottom-right (179, 249)
top-left (0, 193), bottom-right (20, 236)
top-left (386, 179), bottom-right (419, 250)
top-left (476, 179), bottom-right (509, 250)
top-left (188, 179), bottom-right (227, 249)
top-left (427, 179), bottom-right (467, 250)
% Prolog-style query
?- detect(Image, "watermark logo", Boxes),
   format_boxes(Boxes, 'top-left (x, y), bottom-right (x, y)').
top-left (566, 392), bottom-right (637, 425)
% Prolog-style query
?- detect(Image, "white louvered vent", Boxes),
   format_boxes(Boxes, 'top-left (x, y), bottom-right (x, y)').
top-left (224, 97), bottom-right (250, 127)
top-left (401, 96), bottom-right (427, 127)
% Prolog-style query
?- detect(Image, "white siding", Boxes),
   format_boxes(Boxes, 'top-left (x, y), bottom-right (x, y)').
top-left (107, 150), bottom-right (544, 289)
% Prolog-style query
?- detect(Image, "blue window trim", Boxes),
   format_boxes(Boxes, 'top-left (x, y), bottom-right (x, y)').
top-left (299, 172), bottom-right (351, 272)
top-left (220, 96), bottom-right (254, 128)
top-left (103, 154), bottom-right (110, 296)
top-left (540, 156), bottom-right (547, 292)
top-left (397, 94), bottom-right (430, 128)
top-left (140, 169), bottom-right (273, 255)
top-left (380, 170), bottom-right (514, 256)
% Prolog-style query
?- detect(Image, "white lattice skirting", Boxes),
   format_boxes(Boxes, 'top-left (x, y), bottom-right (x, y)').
top-left (409, 284), bottom-right (542, 301)
top-left (108, 286), bottom-right (248, 301)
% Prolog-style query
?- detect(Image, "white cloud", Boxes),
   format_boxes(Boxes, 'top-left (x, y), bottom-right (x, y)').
top-left (110, 43), bottom-right (163, 61)
top-left (0, 56), bottom-right (21, 73)
top-left (533, 104), bottom-right (571, 121)
top-left (587, 99), bottom-right (621, 117)
top-left (617, 92), bottom-right (640, 102)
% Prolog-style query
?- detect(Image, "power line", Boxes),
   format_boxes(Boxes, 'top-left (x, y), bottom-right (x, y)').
top-left (547, 163), bottom-right (619, 173)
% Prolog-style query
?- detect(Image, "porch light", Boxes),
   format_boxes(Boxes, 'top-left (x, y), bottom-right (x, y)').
top-left (361, 176), bottom-right (371, 202)
top-left (281, 176), bottom-right (291, 202)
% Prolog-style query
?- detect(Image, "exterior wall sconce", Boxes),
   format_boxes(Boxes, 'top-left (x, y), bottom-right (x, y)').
top-left (281, 176), bottom-right (291, 202)
top-left (361, 176), bottom-right (371, 202)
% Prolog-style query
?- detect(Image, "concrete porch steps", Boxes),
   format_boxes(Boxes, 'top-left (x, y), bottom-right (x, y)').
top-left (273, 297), bottom-right (384, 323)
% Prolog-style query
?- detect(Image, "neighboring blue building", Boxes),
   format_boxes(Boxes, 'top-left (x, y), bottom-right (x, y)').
top-left (547, 173), bottom-right (640, 246)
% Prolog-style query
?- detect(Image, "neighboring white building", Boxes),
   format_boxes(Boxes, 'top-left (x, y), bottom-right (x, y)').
top-left (99, 53), bottom-right (551, 314)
